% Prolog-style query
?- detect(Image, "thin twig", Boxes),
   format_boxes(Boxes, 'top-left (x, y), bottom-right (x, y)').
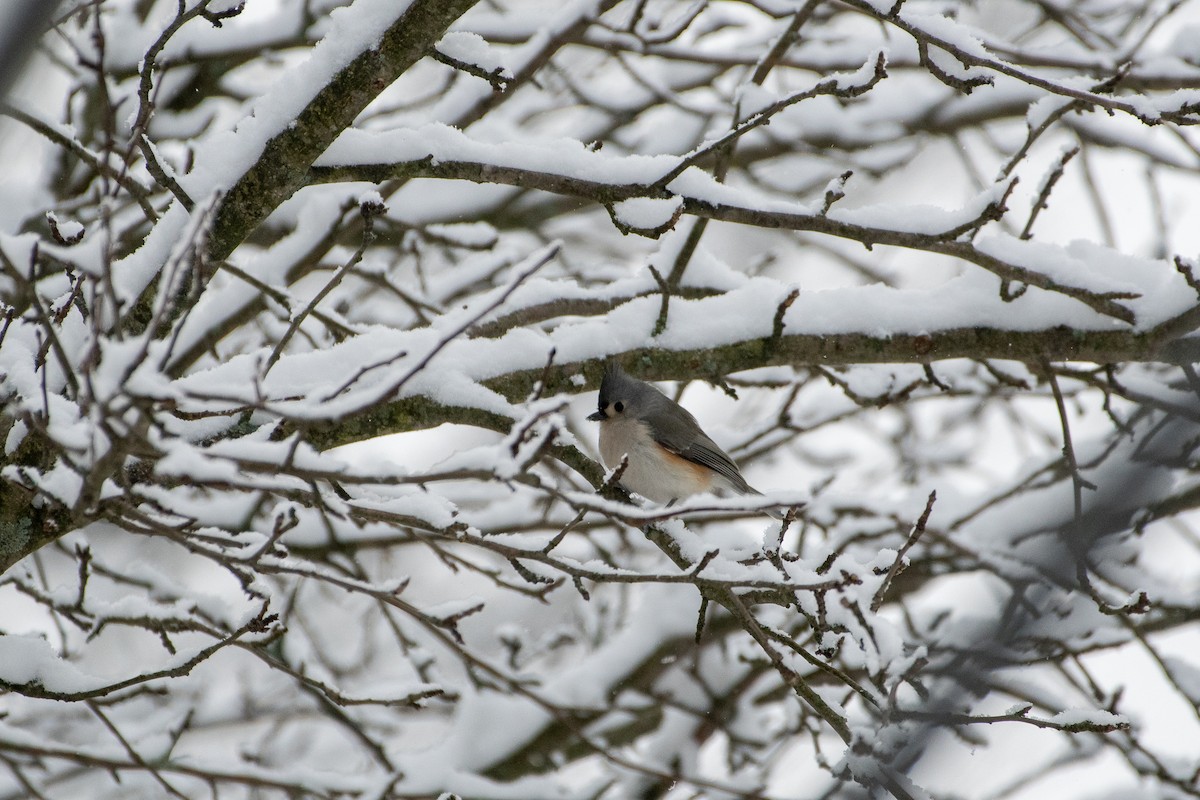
top-left (872, 490), bottom-right (936, 612)
top-left (264, 199), bottom-right (384, 375)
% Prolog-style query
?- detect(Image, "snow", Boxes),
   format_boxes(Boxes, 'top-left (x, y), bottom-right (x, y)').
top-left (0, 635), bottom-right (103, 694)
top-left (829, 182), bottom-right (1006, 236)
top-left (107, 202), bottom-right (192, 305)
top-left (437, 31), bottom-right (511, 77)
top-left (170, 192), bottom-right (351, 367)
top-left (321, 122), bottom-right (678, 185)
top-left (1026, 95), bottom-right (1074, 132)
top-left (974, 234), bottom-right (1140, 297)
top-left (1125, 88), bottom-right (1200, 120)
top-left (425, 221), bottom-right (499, 248)
top-left (45, 212), bottom-right (83, 240)
top-left (611, 196), bottom-right (683, 232)
top-left (902, 13), bottom-right (994, 60)
top-left (1049, 708), bottom-right (1129, 729)
top-left (182, 0), bottom-right (419, 199)
top-left (437, 583), bottom-right (699, 771)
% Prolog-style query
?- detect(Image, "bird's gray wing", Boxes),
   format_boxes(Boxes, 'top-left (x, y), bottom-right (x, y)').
top-left (648, 405), bottom-right (755, 494)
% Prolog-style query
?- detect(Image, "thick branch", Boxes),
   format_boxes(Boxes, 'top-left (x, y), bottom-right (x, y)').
top-left (308, 157), bottom-right (1134, 321)
top-left (207, 0), bottom-right (479, 260)
top-left (297, 324), bottom-right (1170, 454)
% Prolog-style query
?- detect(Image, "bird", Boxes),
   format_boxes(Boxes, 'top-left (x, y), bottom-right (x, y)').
top-left (587, 363), bottom-right (781, 517)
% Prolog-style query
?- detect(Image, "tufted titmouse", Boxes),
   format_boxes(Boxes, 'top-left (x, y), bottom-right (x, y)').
top-left (587, 363), bottom-right (780, 517)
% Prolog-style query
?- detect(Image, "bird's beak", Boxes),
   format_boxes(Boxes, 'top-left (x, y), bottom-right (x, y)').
top-left (587, 410), bottom-right (605, 422)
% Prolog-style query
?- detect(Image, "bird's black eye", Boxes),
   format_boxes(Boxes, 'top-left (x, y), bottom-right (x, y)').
top-left (613, 401), bottom-right (624, 413)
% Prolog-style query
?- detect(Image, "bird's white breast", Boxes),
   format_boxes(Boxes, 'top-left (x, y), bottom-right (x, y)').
top-left (598, 416), bottom-right (713, 504)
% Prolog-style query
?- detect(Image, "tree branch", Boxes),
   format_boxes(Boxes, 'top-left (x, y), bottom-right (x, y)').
top-left (308, 156), bottom-right (1134, 321)
top-left (207, 0), bottom-right (480, 260)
